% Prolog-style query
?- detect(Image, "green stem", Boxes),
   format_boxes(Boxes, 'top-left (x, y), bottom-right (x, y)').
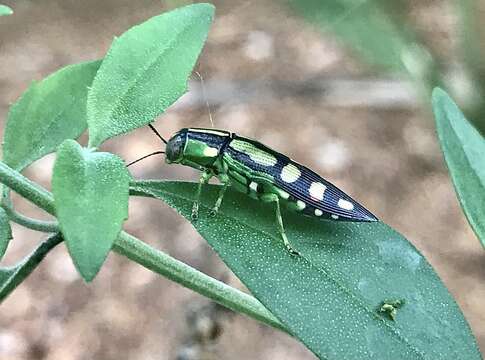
top-left (1, 233), bottom-right (63, 302)
top-left (0, 161), bottom-right (286, 332)
top-left (0, 162), bottom-right (55, 215)
top-left (113, 231), bottom-right (286, 332)
top-left (1, 205), bottom-right (58, 233)
top-left (1, 189), bottom-right (58, 233)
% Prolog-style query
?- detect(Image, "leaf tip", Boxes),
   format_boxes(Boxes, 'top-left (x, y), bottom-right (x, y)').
top-left (0, 5), bottom-right (13, 16)
top-left (431, 87), bottom-right (455, 127)
top-left (185, 2), bottom-right (215, 23)
top-left (431, 87), bottom-right (447, 105)
top-left (76, 263), bottom-right (101, 283)
top-left (67, 242), bottom-right (111, 283)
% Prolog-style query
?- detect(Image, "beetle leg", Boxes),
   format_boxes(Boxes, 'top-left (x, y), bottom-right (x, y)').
top-left (192, 169), bottom-right (212, 221)
top-left (210, 174), bottom-right (230, 217)
top-left (261, 193), bottom-right (299, 255)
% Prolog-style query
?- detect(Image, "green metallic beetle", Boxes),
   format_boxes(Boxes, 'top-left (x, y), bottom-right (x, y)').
top-left (131, 125), bottom-right (378, 254)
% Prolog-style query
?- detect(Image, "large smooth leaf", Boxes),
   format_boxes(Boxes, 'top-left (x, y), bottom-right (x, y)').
top-left (3, 60), bottom-right (101, 171)
top-left (52, 140), bottom-right (130, 281)
top-left (432, 88), bottom-right (485, 248)
top-left (131, 180), bottom-right (480, 360)
top-left (0, 208), bottom-right (12, 260)
top-left (0, 5), bottom-right (12, 16)
top-left (87, 3), bottom-right (214, 148)
top-left (288, 0), bottom-right (413, 72)
top-left (1, 233), bottom-right (62, 303)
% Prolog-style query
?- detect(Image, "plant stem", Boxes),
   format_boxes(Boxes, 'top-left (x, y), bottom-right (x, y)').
top-left (0, 160), bottom-right (287, 333)
top-left (1, 189), bottom-right (58, 233)
top-left (1, 205), bottom-right (58, 233)
top-left (0, 162), bottom-right (55, 215)
top-left (0, 233), bottom-right (63, 302)
top-left (113, 231), bottom-right (287, 332)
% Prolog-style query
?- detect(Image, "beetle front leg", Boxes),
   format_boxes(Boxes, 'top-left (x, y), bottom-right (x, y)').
top-left (261, 193), bottom-right (300, 256)
top-left (192, 170), bottom-right (212, 221)
top-left (210, 174), bottom-right (230, 217)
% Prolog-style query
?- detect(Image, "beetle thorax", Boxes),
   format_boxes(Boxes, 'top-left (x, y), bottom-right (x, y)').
top-left (165, 128), bottom-right (231, 170)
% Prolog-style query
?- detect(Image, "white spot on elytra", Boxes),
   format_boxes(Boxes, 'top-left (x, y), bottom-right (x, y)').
top-left (315, 209), bottom-right (323, 216)
top-left (230, 140), bottom-right (277, 166)
top-left (331, 214), bottom-right (339, 220)
top-left (203, 147), bottom-right (218, 157)
top-left (296, 200), bottom-right (306, 210)
top-left (338, 199), bottom-right (354, 211)
top-left (281, 163), bottom-right (300, 183)
top-left (309, 182), bottom-right (327, 201)
top-left (249, 182), bottom-right (258, 192)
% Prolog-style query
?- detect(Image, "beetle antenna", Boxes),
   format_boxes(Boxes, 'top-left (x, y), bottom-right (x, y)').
top-left (127, 151), bottom-right (165, 167)
top-left (194, 70), bottom-right (214, 128)
top-left (148, 124), bottom-right (167, 145)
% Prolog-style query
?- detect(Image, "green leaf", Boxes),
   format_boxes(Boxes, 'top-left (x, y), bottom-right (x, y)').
top-left (131, 180), bottom-right (481, 360)
top-left (3, 60), bottom-right (101, 171)
top-left (52, 140), bottom-right (130, 281)
top-left (0, 5), bottom-right (13, 16)
top-left (1, 233), bottom-right (62, 303)
top-left (87, 3), bottom-right (214, 148)
top-left (432, 88), bottom-right (485, 248)
top-left (0, 208), bottom-right (12, 260)
top-left (288, 0), bottom-right (414, 72)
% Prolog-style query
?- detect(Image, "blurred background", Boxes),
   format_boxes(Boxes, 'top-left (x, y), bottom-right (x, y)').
top-left (1, 0), bottom-right (485, 359)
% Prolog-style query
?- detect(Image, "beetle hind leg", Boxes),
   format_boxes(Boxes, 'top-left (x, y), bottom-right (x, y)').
top-left (261, 193), bottom-right (300, 256)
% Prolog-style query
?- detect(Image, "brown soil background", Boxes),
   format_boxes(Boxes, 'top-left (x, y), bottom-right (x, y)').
top-left (1, 1), bottom-right (484, 359)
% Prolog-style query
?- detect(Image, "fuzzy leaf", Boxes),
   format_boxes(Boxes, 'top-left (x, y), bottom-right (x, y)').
top-left (432, 88), bottom-right (485, 248)
top-left (52, 140), bottom-right (130, 281)
top-left (0, 208), bottom-right (12, 260)
top-left (1, 233), bottom-right (62, 303)
top-left (87, 3), bottom-right (214, 147)
top-left (131, 180), bottom-right (480, 360)
top-left (3, 60), bottom-right (101, 171)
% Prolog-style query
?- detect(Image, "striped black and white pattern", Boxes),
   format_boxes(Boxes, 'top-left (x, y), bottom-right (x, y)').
top-left (224, 135), bottom-right (377, 222)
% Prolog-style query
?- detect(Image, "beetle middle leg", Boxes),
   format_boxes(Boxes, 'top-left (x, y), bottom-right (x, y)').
top-left (210, 173), bottom-right (230, 217)
top-left (192, 169), bottom-right (213, 220)
top-left (260, 193), bottom-right (300, 256)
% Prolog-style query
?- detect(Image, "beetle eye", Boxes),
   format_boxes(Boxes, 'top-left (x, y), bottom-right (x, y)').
top-left (166, 132), bottom-right (186, 163)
